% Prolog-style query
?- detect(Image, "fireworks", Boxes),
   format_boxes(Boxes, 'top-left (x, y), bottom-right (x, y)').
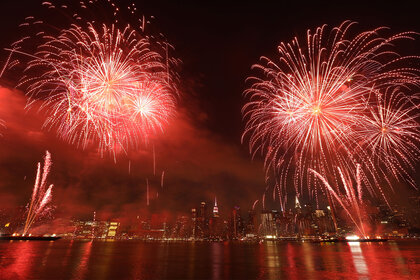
top-left (23, 151), bottom-right (54, 235)
top-left (14, 0), bottom-right (179, 155)
top-left (242, 21), bottom-right (420, 204)
top-left (356, 89), bottom-right (420, 188)
top-left (0, 50), bottom-right (16, 134)
top-left (310, 165), bottom-right (368, 238)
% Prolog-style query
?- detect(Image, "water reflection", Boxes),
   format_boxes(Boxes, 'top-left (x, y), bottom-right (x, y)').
top-left (72, 241), bottom-right (92, 279)
top-left (265, 241), bottom-right (280, 279)
top-left (1, 241), bottom-right (37, 279)
top-left (349, 242), bottom-right (368, 279)
top-left (285, 242), bottom-right (299, 280)
top-left (94, 241), bottom-right (115, 279)
top-left (302, 242), bottom-right (316, 278)
top-left (389, 241), bottom-right (410, 277)
top-left (222, 241), bottom-right (230, 279)
top-left (62, 239), bottom-right (74, 268)
top-left (211, 242), bottom-right (222, 280)
top-left (187, 242), bottom-right (196, 279)
top-left (0, 240), bottom-right (419, 280)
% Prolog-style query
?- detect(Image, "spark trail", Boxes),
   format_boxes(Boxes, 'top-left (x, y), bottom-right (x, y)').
top-left (23, 151), bottom-right (54, 235)
top-left (309, 165), bottom-right (369, 238)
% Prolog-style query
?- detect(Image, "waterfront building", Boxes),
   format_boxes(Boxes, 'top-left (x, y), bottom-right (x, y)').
top-left (231, 206), bottom-right (244, 239)
top-left (213, 197), bottom-right (219, 218)
top-left (73, 220), bottom-right (117, 239)
top-left (245, 209), bottom-right (257, 236)
top-left (107, 222), bottom-right (119, 238)
top-left (260, 210), bottom-right (277, 238)
top-left (198, 202), bottom-right (209, 238)
top-left (191, 208), bottom-right (197, 238)
top-left (210, 197), bottom-right (221, 239)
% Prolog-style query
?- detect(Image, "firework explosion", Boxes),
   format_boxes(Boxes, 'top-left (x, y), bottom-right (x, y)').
top-left (356, 89), bottom-right (420, 188)
top-left (310, 165), bottom-right (368, 238)
top-left (242, 21), bottom-right (420, 206)
top-left (13, 0), bottom-right (179, 155)
top-left (23, 151), bottom-right (54, 236)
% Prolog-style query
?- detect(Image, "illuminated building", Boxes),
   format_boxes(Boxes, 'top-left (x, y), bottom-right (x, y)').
top-left (74, 220), bottom-right (95, 238)
top-left (191, 208), bottom-right (197, 238)
top-left (200, 202), bottom-right (207, 220)
top-left (210, 197), bottom-right (221, 239)
top-left (213, 197), bottom-right (219, 218)
top-left (197, 202), bottom-right (209, 238)
top-left (261, 210), bottom-right (277, 238)
top-left (245, 210), bottom-right (257, 236)
top-left (172, 215), bottom-right (190, 239)
top-left (74, 220), bottom-right (108, 239)
top-left (73, 220), bottom-right (120, 239)
top-left (107, 222), bottom-right (119, 238)
top-left (231, 206), bottom-right (243, 239)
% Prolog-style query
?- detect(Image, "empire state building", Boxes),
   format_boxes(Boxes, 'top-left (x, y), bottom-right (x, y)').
top-left (213, 197), bottom-right (219, 218)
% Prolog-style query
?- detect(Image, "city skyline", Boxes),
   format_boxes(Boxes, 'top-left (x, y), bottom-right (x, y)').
top-left (0, 0), bottom-right (419, 235)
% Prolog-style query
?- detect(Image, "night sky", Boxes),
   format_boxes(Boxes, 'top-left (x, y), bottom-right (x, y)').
top-left (0, 0), bottom-right (419, 227)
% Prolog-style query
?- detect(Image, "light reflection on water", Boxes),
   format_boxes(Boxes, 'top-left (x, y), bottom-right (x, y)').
top-left (0, 240), bottom-right (419, 279)
top-left (349, 242), bottom-right (368, 279)
top-left (211, 242), bottom-right (222, 280)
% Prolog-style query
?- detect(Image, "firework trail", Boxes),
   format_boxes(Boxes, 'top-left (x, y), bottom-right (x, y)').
top-left (0, 48), bottom-right (17, 78)
top-left (12, 0), bottom-right (180, 156)
top-left (252, 199), bottom-right (259, 210)
top-left (309, 164), bottom-right (369, 238)
top-left (0, 48), bottom-right (18, 133)
top-left (262, 193), bottom-right (266, 210)
top-left (23, 151), bottom-right (54, 235)
top-left (242, 21), bottom-right (420, 205)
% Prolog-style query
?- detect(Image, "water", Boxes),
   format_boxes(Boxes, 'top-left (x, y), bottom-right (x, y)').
top-left (1, 240), bottom-right (420, 279)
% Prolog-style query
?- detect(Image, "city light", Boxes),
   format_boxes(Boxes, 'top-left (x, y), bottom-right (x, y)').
top-left (346, 235), bottom-right (361, 241)
top-left (265, 235), bottom-right (276, 239)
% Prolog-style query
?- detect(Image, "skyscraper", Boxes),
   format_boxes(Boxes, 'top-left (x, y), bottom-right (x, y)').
top-left (198, 202), bottom-right (209, 238)
top-left (231, 206), bottom-right (243, 239)
top-left (261, 210), bottom-right (276, 238)
top-left (200, 202), bottom-right (207, 220)
top-left (213, 197), bottom-right (219, 218)
top-left (210, 197), bottom-right (221, 239)
top-left (246, 209), bottom-right (257, 235)
top-left (191, 208), bottom-right (197, 238)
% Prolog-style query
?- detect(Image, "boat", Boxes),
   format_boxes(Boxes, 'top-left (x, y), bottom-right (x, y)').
top-left (0, 234), bottom-right (61, 241)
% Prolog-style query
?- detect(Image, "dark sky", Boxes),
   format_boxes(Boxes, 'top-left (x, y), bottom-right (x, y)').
top-left (0, 0), bottom-right (419, 225)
